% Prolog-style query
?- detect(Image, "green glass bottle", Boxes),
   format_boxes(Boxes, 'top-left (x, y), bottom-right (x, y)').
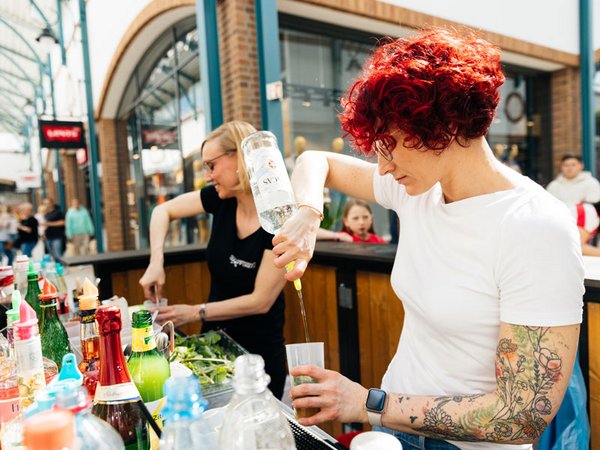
top-left (127, 310), bottom-right (170, 444)
top-left (39, 279), bottom-right (72, 369)
top-left (24, 262), bottom-right (42, 320)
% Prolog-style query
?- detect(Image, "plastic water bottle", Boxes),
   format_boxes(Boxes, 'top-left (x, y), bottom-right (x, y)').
top-left (218, 354), bottom-right (295, 450)
top-left (159, 375), bottom-right (217, 450)
top-left (55, 384), bottom-right (125, 450)
top-left (241, 131), bottom-right (297, 235)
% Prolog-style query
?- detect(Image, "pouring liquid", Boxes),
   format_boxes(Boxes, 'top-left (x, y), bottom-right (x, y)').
top-left (296, 289), bottom-right (310, 343)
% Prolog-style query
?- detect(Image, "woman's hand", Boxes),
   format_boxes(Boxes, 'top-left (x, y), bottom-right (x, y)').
top-left (139, 262), bottom-right (166, 299)
top-left (289, 365), bottom-right (369, 426)
top-left (152, 304), bottom-right (198, 327)
top-left (272, 207), bottom-right (321, 281)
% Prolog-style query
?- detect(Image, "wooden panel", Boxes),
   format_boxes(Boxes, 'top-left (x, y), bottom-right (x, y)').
top-left (110, 262), bottom-right (211, 336)
top-left (284, 265), bottom-right (341, 438)
top-left (589, 302), bottom-right (600, 450)
top-left (356, 271), bottom-right (404, 392)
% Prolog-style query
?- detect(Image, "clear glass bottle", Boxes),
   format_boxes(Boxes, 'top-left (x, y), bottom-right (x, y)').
top-left (218, 354), bottom-right (295, 450)
top-left (77, 296), bottom-right (100, 396)
top-left (39, 279), bottom-right (72, 369)
top-left (91, 304), bottom-right (150, 450)
top-left (55, 384), bottom-right (125, 450)
top-left (159, 376), bottom-right (217, 450)
top-left (241, 130), bottom-right (297, 234)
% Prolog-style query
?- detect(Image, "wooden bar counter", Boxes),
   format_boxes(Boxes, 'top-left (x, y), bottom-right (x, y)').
top-left (64, 243), bottom-right (599, 445)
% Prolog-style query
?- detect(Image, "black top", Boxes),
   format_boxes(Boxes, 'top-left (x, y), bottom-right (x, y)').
top-left (200, 185), bottom-right (285, 349)
top-left (19, 217), bottom-right (38, 243)
top-left (45, 207), bottom-right (65, 239)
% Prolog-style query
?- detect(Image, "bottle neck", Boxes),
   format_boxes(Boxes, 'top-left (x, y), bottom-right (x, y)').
top-left (40, 298), bottom-right (59, 320)
top-left (81, 310), bottom-right (99, 362)
top-left (131, 325), bottom-right (157, 353)
top-left (25, 279), bottom-right (40, 299)
top-left (98, 330), bottom-right (131, 386)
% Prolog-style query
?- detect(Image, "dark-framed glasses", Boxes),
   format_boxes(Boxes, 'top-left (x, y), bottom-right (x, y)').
top-left (202, 150), bottom-right (235, 173)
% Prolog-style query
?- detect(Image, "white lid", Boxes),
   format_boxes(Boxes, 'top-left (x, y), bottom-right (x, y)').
top-left (350, 431), bottom-right (403, 450)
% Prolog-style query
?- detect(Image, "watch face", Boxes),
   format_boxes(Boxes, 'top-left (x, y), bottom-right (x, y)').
top-left (366, 389), bottom-right (387, 411)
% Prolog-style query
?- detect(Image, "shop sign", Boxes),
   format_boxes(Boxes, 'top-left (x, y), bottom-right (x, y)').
top-left (141, 125), bottom-right (179, 149)
top-left (16, 172), bottom-right (41, 190)
top-left (38, 120), bottom-right (86, 149)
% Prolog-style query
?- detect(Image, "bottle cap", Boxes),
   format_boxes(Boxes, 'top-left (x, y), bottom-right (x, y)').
top-left (56, 262), bottom-right (64, 276)
top-left (162, 376), bottom-right (206, 421)
top-left (79, 296), bottom-right (98, 311)
top-left (23, 410), bottom-right (75, 450)
top-left (14, 300), bottom-right (38, 341)
top-left (38, 279), bottom-right (58, 301)
top-left (95, 304), bottom-right (122, 334)
top-left (6, 290), bottom-right (21, 326)
top-left (232, 354), bottom-right (270, 394)
top-left (57, 354), bottom-right (83, 384)
top-left (78, 277), bottom-right (98, 304)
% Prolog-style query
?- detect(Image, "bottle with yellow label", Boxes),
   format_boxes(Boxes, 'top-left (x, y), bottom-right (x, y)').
top-left (127, 310), bottom-right (170, 449)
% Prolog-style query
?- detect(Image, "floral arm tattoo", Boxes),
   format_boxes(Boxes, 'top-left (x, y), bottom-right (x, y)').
top-left (387, 323), bottom-right (578, 444)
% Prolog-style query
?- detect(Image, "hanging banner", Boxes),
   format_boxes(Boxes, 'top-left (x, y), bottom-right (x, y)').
top-left (141, 124), bottom-right (179, 149)
top-left (38, 120), bottom-right (86, 149)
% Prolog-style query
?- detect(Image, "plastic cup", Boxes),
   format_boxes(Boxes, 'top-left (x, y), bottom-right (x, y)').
top-left (143, 297), bottom-right (168, 310)
top-left (286, 342), bottom-right (324, 419)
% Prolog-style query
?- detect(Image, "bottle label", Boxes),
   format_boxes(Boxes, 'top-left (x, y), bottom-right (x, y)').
top-left (0, 395), bottom-right (20, 424)
top-left (94, 382), bottom-right (141, 404)
top-left (253, 148), bottom-right (293, 195)
top-left (80, 309), bottom-right (96, 324)
top-left (131, 326), bottom-right (157, 352)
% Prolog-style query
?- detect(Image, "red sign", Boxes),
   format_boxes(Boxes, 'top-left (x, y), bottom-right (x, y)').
top-left (38, 120), bottom-right (86, 149)
top-left (141, 124), bottom-right (178, 149)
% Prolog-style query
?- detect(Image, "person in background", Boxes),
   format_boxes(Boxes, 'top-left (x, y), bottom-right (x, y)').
top-left (42, 198), bottom-right (66, 259)
top-left (65, 198), bottom-right (95, 256)
top-left (0, 205), bottom-right (13, 265)
top-left (339, 198), bottom-right (386, 243)
top-left (546, 153), bottom-right (600, 205)
top-left (139, 121), bottom-right (288, 399)
top-left (16, 203), bottom-right (38, 257)
top-left (274, 28), bottom-right (582, 449)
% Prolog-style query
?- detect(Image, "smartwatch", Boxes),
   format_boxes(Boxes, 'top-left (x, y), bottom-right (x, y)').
top-left (365, 388), bottom-right (387, 426)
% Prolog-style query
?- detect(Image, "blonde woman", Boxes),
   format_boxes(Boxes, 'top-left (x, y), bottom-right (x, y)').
top-left (139, 121), bottom-right (288, 398)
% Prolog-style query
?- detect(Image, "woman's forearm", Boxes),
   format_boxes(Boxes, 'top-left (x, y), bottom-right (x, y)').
top-left (148, 205), bottom-right (171, 264)
top-left (203, 293), bottom-right (275, 321)
top-left (292, 151), bottom-right (329, 210)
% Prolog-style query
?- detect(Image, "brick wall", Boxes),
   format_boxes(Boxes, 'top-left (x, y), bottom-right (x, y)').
top-left (217, 0), bottom-right (262, 127)
top-left (96, 119), bottom-right (135, 251)
top-left (551, 67), bottom-right (582, 175)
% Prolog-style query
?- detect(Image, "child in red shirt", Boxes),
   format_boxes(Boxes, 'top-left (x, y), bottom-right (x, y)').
top-left (340, 199), bottom-right (386, 244)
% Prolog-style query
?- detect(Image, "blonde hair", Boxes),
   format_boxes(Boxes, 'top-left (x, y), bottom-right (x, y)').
top-left (201, 120), bottom-right (257, 193)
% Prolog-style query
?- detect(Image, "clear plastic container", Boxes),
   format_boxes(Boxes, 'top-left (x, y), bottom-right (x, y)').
top-left (218, 354), bottom-right (295, 450)
top-left (54, 385), bottom-right (125, 450)
top-left (159, 376), bottom-right (217, 450)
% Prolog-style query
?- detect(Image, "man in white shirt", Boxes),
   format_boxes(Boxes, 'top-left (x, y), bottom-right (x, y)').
top-left (546, 153), bottom-right (600, 205)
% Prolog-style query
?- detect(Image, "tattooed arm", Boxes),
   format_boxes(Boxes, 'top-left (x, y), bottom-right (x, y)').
top-left (290, 322), bottom-right (579, 444)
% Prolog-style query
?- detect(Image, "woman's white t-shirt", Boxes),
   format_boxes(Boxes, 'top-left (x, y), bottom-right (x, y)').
top-left (373, 171), bottom-right (584, 450)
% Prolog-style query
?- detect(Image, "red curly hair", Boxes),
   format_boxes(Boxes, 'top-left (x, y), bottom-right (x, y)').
top-left (339, 28), bottom-right (505, 154)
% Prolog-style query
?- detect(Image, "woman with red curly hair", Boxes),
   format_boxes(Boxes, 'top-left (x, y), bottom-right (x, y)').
top-left (273, 29), bottom-right (583, 449)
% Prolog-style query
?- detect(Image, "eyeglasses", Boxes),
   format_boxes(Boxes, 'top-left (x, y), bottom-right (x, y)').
top-left (202, 150), bottom-right (235, 173)
top-left (372, 132), bottom-right (396, 162)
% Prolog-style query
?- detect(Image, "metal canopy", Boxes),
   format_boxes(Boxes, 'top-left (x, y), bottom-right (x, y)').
top-left (0, 0), bottom-right (60, 146)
